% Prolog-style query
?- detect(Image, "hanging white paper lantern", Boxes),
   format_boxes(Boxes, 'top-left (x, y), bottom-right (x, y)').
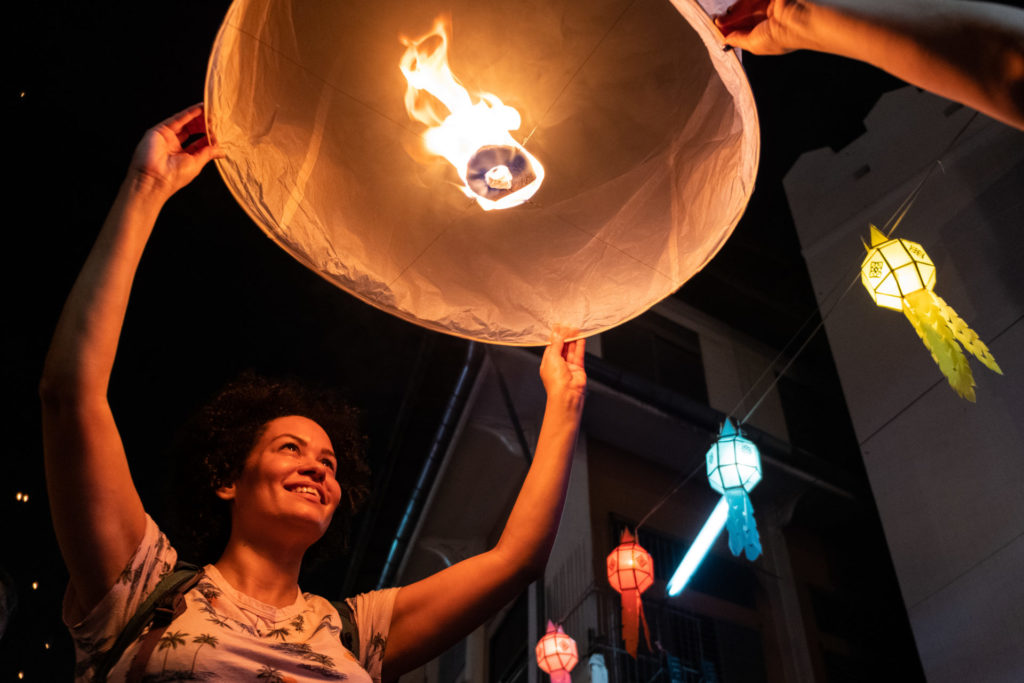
top-left (206, 0), bottom-right (759, 344)
top-left (706, 418), bottom-right (762, 561)
top-left (706, 418), bottom-right (762, 495)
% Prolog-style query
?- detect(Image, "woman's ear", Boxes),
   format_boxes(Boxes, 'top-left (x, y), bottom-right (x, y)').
top-left (215, 482), bottom-right (236, 501)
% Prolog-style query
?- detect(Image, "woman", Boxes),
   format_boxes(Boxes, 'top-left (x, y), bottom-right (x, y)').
top-left (40, 104), bottom-right (587, 682)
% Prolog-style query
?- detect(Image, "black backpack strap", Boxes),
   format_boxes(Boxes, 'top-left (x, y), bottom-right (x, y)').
top-left (331, 599), bottom-right (360, 660)
top-left (92, 562), bottom-right (203, 682)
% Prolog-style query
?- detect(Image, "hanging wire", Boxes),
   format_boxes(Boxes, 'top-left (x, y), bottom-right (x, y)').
top-left (635, 457), bottom-right (706, 532)
top-left (555, 582), bottom-right (598, 626)
top-left (632, 110), bottom-right (981, 530)
top-left (733, 110), bottom-right (980, 426)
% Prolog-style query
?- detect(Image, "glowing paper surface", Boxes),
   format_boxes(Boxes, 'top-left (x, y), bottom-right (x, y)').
top-left (536, 621), bottom-right (578, 683)
top-left (206, 0), bottom-right (759, 344)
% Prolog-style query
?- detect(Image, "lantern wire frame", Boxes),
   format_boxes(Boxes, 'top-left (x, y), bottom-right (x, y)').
top-left (606, 531), bottom-right (655, 594)
top-left (706, 423), bottom-right (762, 495)
top-left (860, 227), bottom-right (936, 311)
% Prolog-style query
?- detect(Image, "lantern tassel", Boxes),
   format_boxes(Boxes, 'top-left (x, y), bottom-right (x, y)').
top-left (902, 290), bottom-right (976, 401)
top-left (620, 589), bottom-right (652, 659)
top-left (639, 592), bottom-right (652, 653)
top-left (548, 672), bottom-right (572, 683)
top-left (931, 291), bottom-right (1002, 375)
top-left (723, 489), bottom-right (762, 561)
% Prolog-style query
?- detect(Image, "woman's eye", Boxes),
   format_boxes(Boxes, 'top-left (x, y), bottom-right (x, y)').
top-left (282, 442), bottom-right (300, 452)
top-left (321, 458), bottom-right (336, 471)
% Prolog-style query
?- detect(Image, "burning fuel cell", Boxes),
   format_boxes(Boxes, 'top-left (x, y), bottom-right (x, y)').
top-left (400, 17), bottom-right (545, 211)
top-left (466, 145), bottom-right (538, 200)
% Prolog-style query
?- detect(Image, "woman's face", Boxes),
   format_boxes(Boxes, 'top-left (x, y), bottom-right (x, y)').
top-left (218, 415), bottom-right (342, 545)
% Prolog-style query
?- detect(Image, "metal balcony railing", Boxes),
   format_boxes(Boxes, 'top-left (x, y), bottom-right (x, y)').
top-left (588, 588), bottom-right (722, 683)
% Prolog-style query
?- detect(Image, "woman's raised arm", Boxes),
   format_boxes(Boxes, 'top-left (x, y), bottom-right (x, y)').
top-left (716, 0), bottom-right (1024, 130)
top-left (39, 105), bottom-right (221, 621)
top-left (382, 330), bottom-right (586, 680)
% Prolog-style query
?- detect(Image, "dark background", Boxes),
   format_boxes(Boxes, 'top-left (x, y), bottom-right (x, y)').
top-left (2, 0), bottom-right (942, 678)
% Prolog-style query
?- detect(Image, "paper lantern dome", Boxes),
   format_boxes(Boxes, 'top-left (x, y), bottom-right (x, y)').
top-left (606, 529), bottom-right (653, 658)
top-left (205, 0), bottom-right (759, 344)
top-left (859, 225), bottom-right (1002, 401)
top-left (706, 418), bottom-right (761, 495)
top-left (861, 226), bottom-right (936, 311)
top-left (607, 530), bottom-right (654, 594)
top-left (536, 621), bottom-right (579, 682)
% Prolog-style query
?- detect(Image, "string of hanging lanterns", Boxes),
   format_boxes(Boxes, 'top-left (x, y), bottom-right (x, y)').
top-left (597, 111), bottom-right (1004, 665)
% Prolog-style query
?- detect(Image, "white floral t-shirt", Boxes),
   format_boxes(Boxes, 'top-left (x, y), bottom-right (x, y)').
top-left (64, 515), bottom-right (398, 682)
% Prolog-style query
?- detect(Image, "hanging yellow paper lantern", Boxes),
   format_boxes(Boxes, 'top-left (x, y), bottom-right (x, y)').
top-left (606, 529), bottom-right (653, 658)
top-left (205, 0), bottom-right (759, 344)
top-left (536, 621), bottom-right (578, 683)
top-left (860, 225), bottom-right (1002, 401)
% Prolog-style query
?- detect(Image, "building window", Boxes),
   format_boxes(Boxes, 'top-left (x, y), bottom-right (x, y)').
top-left (601, 312), bottom-right (708, 404)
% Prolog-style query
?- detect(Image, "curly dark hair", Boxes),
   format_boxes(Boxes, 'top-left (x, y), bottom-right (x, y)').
top-left (168, 372), bottom-right (370, 567)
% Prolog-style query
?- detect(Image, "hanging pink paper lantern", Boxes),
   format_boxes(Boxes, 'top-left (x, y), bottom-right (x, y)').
top-left (536, 621), bottom-right (579, 683)
top-left (606, 529), bottom-right (653, 658)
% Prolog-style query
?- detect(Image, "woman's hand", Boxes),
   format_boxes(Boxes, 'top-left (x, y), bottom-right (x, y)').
top-left (714, 0), bottom-right (1024, 130)
top-left (539, 326), bottom-right (587, 410)
top-left (715, 0), bottom-right (803, 55)
top-left (129, 103), bottom-right (222, 198)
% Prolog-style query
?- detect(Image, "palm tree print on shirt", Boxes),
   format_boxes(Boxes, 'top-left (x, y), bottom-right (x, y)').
top-left (158, 630), bottom-right (188, 671)
top-left (190, 633), bottom-right (219, 672)
top-left (265, 627), bottom-right (290, 641)
top-left (255, 664), bottom-right (286, 682)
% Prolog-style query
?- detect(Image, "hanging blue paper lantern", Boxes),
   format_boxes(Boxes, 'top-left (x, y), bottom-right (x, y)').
top-left (706, 418), bottom-right (762, 561)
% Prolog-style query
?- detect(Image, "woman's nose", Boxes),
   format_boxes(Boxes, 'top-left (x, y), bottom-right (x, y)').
top-left (300, 457), bottom-right (327, 480)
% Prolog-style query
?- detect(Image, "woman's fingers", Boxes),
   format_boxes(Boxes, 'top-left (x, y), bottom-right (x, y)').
top-left (157, 103), bottom-right (202, 135)
top-left (569, 337), bottom-right (586, 367)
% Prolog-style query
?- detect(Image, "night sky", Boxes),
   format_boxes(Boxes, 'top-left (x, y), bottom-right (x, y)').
top-left (4, 1), bottom-right (916, 678)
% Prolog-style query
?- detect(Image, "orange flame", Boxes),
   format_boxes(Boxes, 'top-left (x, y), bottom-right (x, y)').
top-left (400, 17), bottom-right (544, 211)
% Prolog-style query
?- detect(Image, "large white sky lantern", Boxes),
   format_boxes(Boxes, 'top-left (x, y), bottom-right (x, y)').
top-left (206, 0), bottom-right (759, 344)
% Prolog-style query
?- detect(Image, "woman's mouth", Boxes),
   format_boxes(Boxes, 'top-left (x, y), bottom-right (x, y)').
top-left (286, 484), bottom-right (323, 503)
